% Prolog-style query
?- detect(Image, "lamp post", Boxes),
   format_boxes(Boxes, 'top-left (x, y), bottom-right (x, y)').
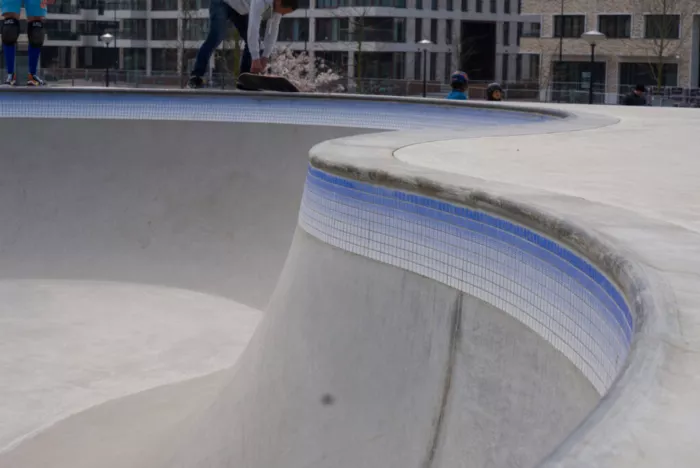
top-left (581, 30), bottom-right (606, 104)
top-left (556, 0), bottom-right (564, 103)
top-left (417, 39), bottom-right (432, 97)
top-left (101, 33), bottom-right (114, 87)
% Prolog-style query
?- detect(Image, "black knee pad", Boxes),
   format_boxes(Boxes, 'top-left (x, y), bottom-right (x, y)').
top-left (2, 18), bottom-right (20, 45)
top-left (27, 20), bottom-right (45, 48)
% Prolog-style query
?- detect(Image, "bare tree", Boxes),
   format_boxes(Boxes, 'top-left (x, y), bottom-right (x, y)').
top-left (327, 7), bottom-right (392, 90)
top-left (177, 0), bottom-right (199, 85)
top-left (634, 0), bottom-right (699, 88)
top-left (215, 27), bottom-right (242, 87)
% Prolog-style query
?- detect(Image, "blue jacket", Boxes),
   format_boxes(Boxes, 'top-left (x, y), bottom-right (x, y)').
top-left (447, 90), bottom-right (468, 100)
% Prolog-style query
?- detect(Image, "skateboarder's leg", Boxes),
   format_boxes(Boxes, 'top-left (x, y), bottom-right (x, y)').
top-left (189, 0), bottom-right (229, 87)
top-left (228, 10), bottom-right (252, 74)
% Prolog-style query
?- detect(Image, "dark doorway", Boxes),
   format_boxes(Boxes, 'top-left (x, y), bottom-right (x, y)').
top-left (460, 20), bottom-right (496, 81)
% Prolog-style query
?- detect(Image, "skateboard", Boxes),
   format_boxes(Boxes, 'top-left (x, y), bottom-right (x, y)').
top-left (236, 73), bottom-right (299, 93)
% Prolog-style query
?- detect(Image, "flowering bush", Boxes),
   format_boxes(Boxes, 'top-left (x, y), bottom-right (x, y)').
top-left (267, 48), bottom-right (344, 93)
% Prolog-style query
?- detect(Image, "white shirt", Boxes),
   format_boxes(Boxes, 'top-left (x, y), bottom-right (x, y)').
top-left (223, 0), bottom-right (281, 60)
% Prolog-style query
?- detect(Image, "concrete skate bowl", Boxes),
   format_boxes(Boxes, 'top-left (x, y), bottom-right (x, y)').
top-left (0, 89), bottom-right (653, 468)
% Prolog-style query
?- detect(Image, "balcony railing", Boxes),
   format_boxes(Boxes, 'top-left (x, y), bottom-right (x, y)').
top-left (48, 4), bottom-right (81, 13)
top-left (47, 31), bottom-right (81, 40)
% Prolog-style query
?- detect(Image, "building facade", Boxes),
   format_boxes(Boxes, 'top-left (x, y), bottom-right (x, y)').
top-left (35, 0), bottom-right (539, 83)
top-left (519, 0), bottom-right (700, 103)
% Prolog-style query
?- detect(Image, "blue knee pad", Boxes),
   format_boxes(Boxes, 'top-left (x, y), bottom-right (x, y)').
top-left (2, 18), bottom-right (19, 45)
top-left (27, 20), bottom-right (45, 48)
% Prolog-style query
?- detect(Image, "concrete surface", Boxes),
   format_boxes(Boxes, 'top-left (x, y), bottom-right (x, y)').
top-left (0, 116), bottom-right (370, 455)
top-left (309, 99), bottom-right (700, 467)
top-left (0, 90), bottom-right (698, 468)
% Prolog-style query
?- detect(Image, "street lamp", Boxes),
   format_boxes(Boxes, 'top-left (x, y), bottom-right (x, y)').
top-left (581, 30), bottom-right (606, 104)
top-left (417, 39), bottom-right (432, 97)
top-left (100, 32), bottom-right (114, 87)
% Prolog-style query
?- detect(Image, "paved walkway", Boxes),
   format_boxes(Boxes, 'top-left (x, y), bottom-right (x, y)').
top-left (397, 104), bottom-right (700, 233)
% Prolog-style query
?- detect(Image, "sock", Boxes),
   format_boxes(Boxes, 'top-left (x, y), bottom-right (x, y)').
top-left (3, 44), bottom-right (15, 75)
top-left (28, 46), bottom-right (40, 75)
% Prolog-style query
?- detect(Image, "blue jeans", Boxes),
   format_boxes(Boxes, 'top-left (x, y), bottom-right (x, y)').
top-left (191, 0), bottom-right (252, 77)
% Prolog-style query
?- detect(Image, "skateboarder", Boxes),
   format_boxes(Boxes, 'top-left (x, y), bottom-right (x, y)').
top-left (187, 0), bottom-right (298, 88)
top-left (2, 0), bottom-right (49, 85)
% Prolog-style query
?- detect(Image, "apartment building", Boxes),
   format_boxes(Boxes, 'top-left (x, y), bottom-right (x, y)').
top-left (36, 0), bottom-right (539, 83)
top-left (519, 0), bottom-right (700, 102)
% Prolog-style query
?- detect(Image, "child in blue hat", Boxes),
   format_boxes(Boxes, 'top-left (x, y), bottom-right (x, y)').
top-left (446, 71), bottom-right (469, 100)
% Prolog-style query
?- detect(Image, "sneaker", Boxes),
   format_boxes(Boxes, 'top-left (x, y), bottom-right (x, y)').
top-left (4, 73), bottom-right (16, 86)
top-left (187, 75), bottom-right (204, 89)
top-left (27, 74), bottom-right (45, 86)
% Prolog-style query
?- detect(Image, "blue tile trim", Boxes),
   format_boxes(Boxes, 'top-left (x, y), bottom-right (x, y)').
top-left (0, 92), bottom-right (551, 130)
top-left (307, 166), bottom-right (632, 338)
top-left (300, 165), bottom-right (633, 394)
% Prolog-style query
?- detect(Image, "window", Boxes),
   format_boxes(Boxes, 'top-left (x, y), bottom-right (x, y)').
top-left (415, 51), bottom-right (422, 79)
top-left (554, 15), bottom-right (585, 38)
top-left (123, 48), bottom-right (147, 70)
top-left (446, 20), bottom-right (452, 44)
top-left (515, 53), bottom-right (522, 80)
top-left (645, 14), bottom-right (680, 39)
top-left (45, 20), bottom-right (77, 40)
top-left (431, 0), bottom-right (437, 10)
top-left (598, 14), bottom-right (630, 38)
top-left (530, 54), bottom-right (540, 81)
top-left (415, 18), bottom-right (423, 42)
top-left (444, 52), bottom-right (452, 82)
top-left (354, 17), bottom-right (406, 42)
top-left (357, 52), bottom-right (405, 79)
top-left (121, 18), bottom-right (147, 40)
top-left (517, 0), bottom-right (521, 14)
top-left (503, 21), bottom-right (510, 45)
top-left (151, 0), bottom-right (177, 10)
top-left (316, 51), bottom-right (347, 74)
top-left (520, 22), bottom-right (540, 37)
top-left (314, 18), bottom-right (348, 41)
top-left (151, 19), bottom-right (178, 40)
top-left (416, 0), bottom-right (422, 9)
top-left (279, 18), bottom-right (309, 41)
top-left (619, 62), bottom-right (678, 87)
top-left (503, 0), bottom-right (509, 14)
top-left (316, 0), bottom-right (405, 7)
top-left (48, 3), bottom-right (80, 13)
top-left (517, 21), bottom-right (521, 45)
top-left (430, 18), bottom-right (437, 43)
top-left (182, 18), bottom-right (207, 40)
top-left (502, 53), bottom-right (509, 81)
top-left (430, 51), bottom-right (437, 80)
top-left (489, 0), bottom-right (495, 13)
top-left (475, 0), bottom-right (482, 13)
top-left (151, 48), bottom-right (177, 71)
top-left (461, 0), bottom-right (467, 10)
top-left (446, 0), bottom-right (452, 10)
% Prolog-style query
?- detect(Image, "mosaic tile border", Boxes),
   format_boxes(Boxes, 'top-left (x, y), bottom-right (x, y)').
top-left (299, 165), bottom-right (632, 395)
top-left (0, 92), bottom-right (551, 130)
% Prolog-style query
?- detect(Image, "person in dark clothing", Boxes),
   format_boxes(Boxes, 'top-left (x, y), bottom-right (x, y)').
top-left (623, 84), bottom-right (647, 106)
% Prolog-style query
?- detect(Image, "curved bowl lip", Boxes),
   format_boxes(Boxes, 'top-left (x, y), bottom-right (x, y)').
top-left (308, 143), bottom-right (667, 468)
top-left (0, 86), bottom-right (573, 119)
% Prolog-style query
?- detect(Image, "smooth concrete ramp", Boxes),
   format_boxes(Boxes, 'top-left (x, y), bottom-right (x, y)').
top-left (0, 113), bottom-right (372, 454)
top-left (0, 90), bottom-right (650, 468)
